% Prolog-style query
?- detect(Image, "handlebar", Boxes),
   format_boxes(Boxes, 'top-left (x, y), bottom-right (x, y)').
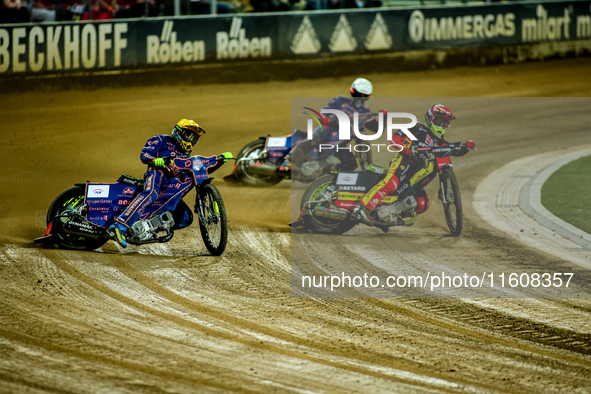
top-left (168, 154), bottom-right (235, 171)
top-left (414, 145), bottom-right (460, 155)
top-left (414, 141), bottom-right (476, 155)
top-left (216, 155), bottom-right (237, 162)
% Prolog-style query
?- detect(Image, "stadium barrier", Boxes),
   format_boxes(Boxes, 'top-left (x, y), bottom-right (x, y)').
top-left (0, 0), bottom-right (590, 77)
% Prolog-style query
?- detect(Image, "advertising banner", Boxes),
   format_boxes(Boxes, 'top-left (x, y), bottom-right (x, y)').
top-left (1, 0), bottom-right (590, 75)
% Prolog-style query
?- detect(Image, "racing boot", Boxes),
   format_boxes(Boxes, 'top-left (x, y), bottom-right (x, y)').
top-left (351, 204), bottom-right (374, 226)
top-left (107, 222), bottom-right (128, 248)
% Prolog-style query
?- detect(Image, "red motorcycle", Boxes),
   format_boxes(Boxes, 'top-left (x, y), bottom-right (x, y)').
top-left (292, 141), bottom-right (475, 236)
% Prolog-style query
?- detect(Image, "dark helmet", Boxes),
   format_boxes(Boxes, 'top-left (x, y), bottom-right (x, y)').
top-left (172, 119), bottom-right (206, 153)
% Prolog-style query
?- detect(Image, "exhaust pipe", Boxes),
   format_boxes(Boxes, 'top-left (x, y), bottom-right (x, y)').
top-left (248, 162), bottom-right (279, 176)
top-left (312, 206), bottom-right (350, 220)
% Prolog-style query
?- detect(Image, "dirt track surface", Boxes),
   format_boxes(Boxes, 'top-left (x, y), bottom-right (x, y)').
top-left (2, 58), bottom-right (591, 392)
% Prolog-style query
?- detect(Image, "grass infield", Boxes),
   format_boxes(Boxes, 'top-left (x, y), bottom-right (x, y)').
top-left (541, 154), bottom-right (591, 235)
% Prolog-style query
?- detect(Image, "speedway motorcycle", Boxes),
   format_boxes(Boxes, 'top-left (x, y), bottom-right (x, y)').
top-left (224, 129), bottom-right (373, 186)
top-left (35, 154), bottom-right (233, 256)
top-left (292, 142), bottom-right (475, 236)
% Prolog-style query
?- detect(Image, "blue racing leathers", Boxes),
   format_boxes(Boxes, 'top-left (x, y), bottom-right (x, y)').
top-left (311, 95), bottom-right (375, 147)
top-left (307, 96), bottom-right (375, 169)
top-left (115, 135), bottom-right (190, 229)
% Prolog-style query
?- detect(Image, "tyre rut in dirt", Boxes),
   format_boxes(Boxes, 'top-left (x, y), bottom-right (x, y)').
top-left (47, 186), bottom-right (107, 251)
top-left (198, 184), bottom-right (228, 256)
top-left (440, 168), bottom-right (463, 236)
top-left (300, 175), bottom-right (356, 234)
top-left (38, 249), bottom-right (496, 393)
top-left (236, 139), bottom-right (282, 186)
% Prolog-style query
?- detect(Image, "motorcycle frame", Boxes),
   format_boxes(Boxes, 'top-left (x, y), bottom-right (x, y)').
top-left (308, 143), bottom-right (461, 211)
top-left (78, 156), bottom-right (222, 238)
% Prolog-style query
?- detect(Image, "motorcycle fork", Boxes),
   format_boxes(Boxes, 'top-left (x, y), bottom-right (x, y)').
top-left (437, 165), bottom-right (453, 204)
top-left (195, 196), bottom-right (205, 223)
top-left (438, 173), bottom-right (449, 204)
top-left (195, 193), bottom-right (219, 226)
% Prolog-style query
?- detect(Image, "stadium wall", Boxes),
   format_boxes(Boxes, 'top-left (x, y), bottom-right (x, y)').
top-left (1, 0), bottom-right (590, 87)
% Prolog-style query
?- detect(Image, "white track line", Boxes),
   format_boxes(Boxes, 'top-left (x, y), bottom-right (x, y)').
top-left (473, 145), bottom-right (591, 269)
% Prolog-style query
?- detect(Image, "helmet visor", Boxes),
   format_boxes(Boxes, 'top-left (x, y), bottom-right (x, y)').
top-left (350, 87), bottom-right (371, 98)
top-left (432, 116), bottom-right (450, 130)
top-left (176, 125), bottom-right (205, 145)
top-left (181, 129), bottom-right (200, 145)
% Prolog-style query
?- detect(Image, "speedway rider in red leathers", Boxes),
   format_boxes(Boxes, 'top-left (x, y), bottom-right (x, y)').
top-left (351, 104), bottom-right (475, 226)
top-left (107, 119), bottom-right (230, 248)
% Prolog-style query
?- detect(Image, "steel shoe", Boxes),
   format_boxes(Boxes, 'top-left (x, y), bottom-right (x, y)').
top-left (107, 222), bottom-right (128, 248)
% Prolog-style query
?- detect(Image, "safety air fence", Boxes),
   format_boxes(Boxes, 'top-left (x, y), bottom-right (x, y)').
top-left (1, 0), bottom-right (591, 76)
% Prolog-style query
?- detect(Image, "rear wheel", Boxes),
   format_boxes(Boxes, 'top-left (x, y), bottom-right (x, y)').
top-left (235, 139), bottom-right (282, 186)
top-left (440, 168), bottom-right (463, 236)
top-left (47, 186), bottom-right (107, 251)
top-left (300, 175), bottom-right (356, 235)
top-left (197, 184), bottom-right (228, 256)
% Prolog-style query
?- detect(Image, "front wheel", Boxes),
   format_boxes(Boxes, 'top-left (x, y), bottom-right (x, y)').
top-left (197, 184), bottom-right (228, 256)
top-left (439, 168), bottom-right (463, 236)
top-left (47, 186), bottom-right (107, 251)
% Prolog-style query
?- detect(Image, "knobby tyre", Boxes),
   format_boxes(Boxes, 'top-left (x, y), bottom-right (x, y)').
top-left (46, 186), bottom-right (107, 251)
top-left (235, 139), bottom-right (282, 187)
top-left (198, 184), bottom-right (228, 256)
top-left (440, 168), bottom-right (463, 236)
top-left (300, 175), bottom-right (356, 235)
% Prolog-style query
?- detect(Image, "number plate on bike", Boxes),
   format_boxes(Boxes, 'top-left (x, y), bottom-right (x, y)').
top-left (266, 137), bottom-right (288, 148)
top-left (336, 173), bottom-right (358, 185)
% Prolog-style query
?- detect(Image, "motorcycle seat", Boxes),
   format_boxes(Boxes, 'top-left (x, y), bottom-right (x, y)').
top-left (117, 174), bottom-right (144, 187)
top-left (366, 164), bottom-right (388, 174)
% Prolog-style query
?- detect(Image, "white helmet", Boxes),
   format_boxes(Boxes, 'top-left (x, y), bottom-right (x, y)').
top-left (350, 78), bottom-right (373, 97)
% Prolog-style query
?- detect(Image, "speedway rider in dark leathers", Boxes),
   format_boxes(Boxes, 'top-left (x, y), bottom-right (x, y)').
top-left (303, 78), bottom-right (380, 174)
top-left (351, 104), bottom-right (475, 226)
top-left (107, 119), bottom-right (231, 247)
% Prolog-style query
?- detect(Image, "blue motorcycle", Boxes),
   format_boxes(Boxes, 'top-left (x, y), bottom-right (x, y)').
top-left (35, 154), bottom-right (232, 256)
top-left (224, 129), bottom-right (372, 186)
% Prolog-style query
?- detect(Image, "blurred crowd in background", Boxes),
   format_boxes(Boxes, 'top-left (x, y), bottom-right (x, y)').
top-left (1, 0), bottom-right (384, 23)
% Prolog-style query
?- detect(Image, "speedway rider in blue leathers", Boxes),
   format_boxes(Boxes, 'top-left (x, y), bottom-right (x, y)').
top-left (108, 119), bottom-right (228, 248)
top-left (304, 78), bottom-right (378, 173)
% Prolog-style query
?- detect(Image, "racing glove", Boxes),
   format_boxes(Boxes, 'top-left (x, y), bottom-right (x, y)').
top-left (400, 145), bottom-right (417, 157)
top-left (219, 152), bottom-right (234, 161)
top-left (458, 140), bottom-right (476, 156)
top-left (153, 157), bottom-right (166, 167)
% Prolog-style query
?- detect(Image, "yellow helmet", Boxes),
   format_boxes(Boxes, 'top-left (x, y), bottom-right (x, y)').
top-left (172, 119), bottom-right (206, 153)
